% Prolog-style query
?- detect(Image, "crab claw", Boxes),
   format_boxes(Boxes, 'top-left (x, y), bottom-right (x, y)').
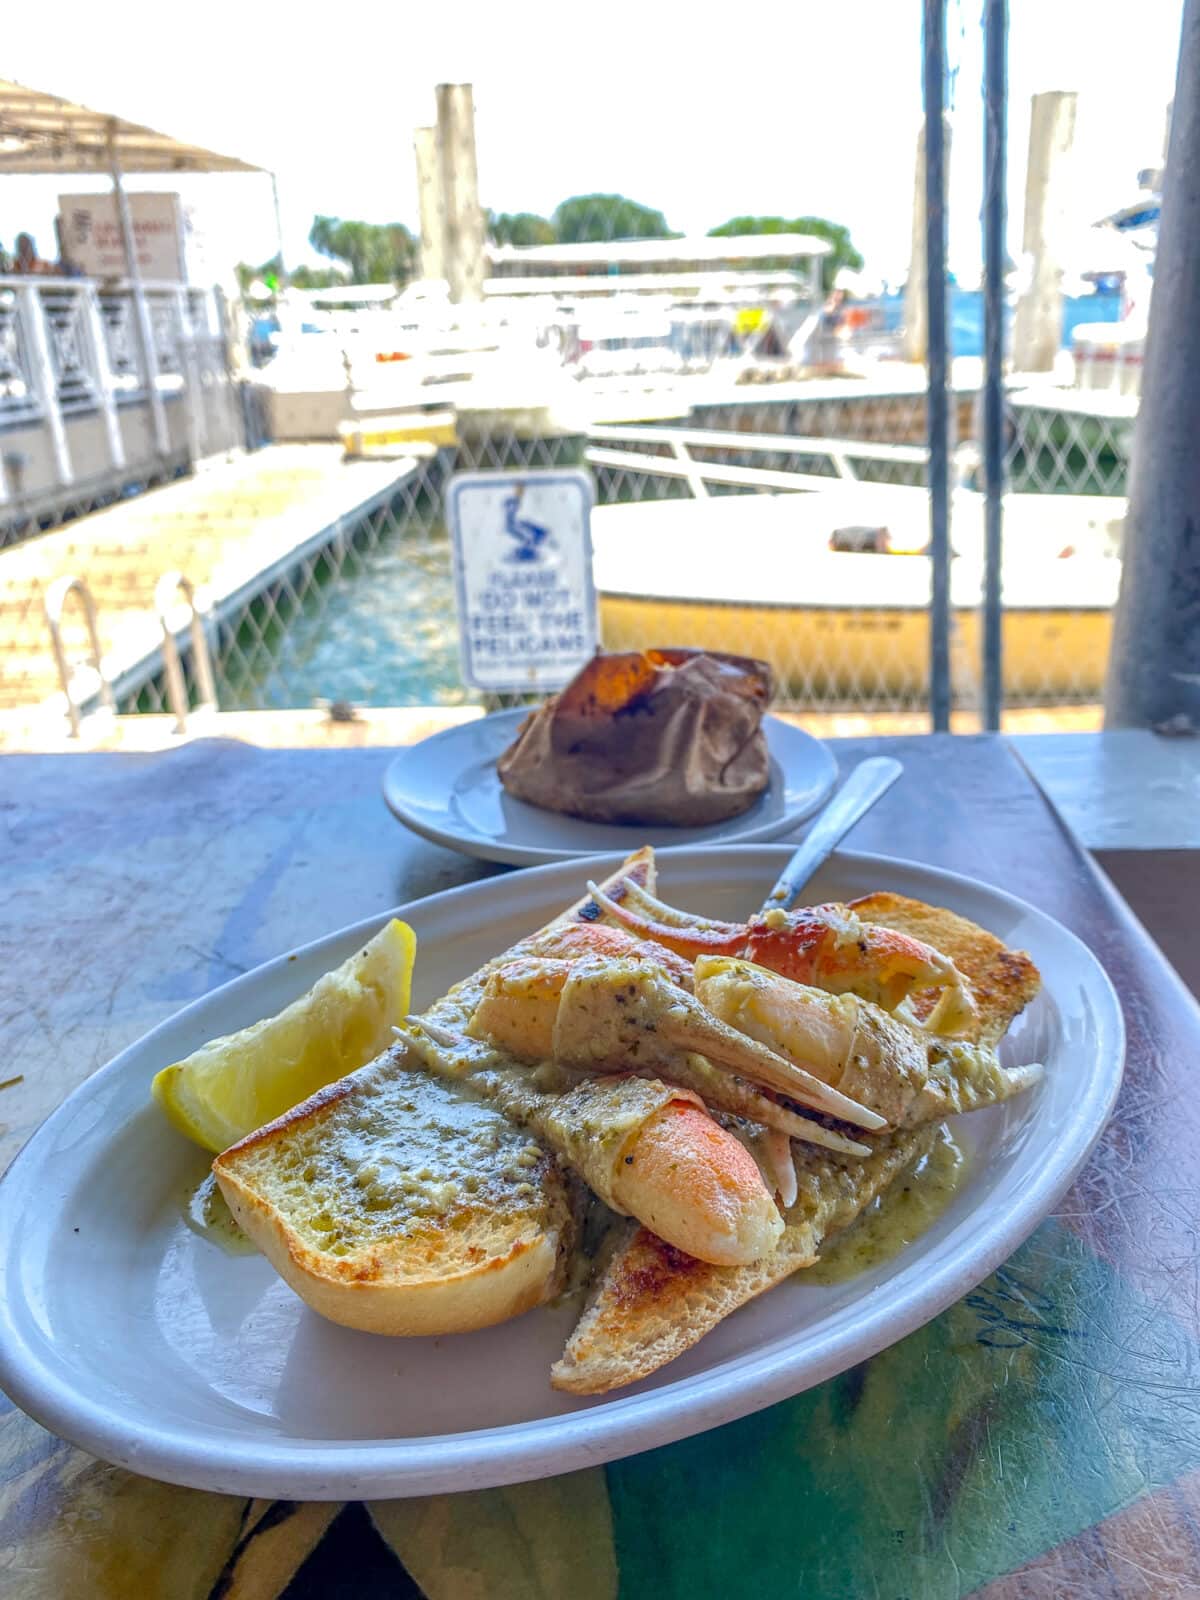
top-left (469, 953), bottom-right (885, 1134)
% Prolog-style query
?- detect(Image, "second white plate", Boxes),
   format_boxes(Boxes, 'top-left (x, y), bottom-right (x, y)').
top-left (381, 709), bottom-right (838, 864)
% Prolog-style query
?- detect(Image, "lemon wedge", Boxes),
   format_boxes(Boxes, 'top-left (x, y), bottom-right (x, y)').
top-left (152, 919), bottom-right (417, 1153)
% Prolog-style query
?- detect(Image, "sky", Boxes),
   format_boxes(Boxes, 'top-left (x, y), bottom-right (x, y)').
top-left (0, 0), bottom-right (1185, 287)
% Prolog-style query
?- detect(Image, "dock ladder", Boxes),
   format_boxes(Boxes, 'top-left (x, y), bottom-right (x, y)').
top-left (155, 572), bottom-right (219, 734)
top-left (43, 575), bottom-right (116, 737)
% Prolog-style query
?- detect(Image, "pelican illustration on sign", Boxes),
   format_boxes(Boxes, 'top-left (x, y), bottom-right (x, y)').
top-left (503, 489), bottom-right (555, 563)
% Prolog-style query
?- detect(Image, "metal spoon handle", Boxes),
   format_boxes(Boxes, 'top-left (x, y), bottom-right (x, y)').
top-left (762, 756), bottom-right (903, 912)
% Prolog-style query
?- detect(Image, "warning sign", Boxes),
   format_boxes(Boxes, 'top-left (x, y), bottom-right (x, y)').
top-left (447, 470), bottom-right (598, 692)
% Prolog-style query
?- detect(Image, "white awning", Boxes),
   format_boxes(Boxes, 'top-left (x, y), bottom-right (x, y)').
top-left (0, 77), bottom-right (262, 174)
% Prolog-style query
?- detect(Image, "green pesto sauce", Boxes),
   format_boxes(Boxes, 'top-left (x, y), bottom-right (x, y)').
top-left (551, 1194), bottom-right (621, 1311)
top-left (807, 1126), bottom-right (967, 1285)
top-left (183, 1172), bottom-right (255, 1255)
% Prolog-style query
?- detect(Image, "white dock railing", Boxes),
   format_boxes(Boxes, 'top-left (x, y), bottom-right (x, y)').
top-left (586, 424), bottom-right (929, 496)
top-left (0, 276), bottom-right (242, 541)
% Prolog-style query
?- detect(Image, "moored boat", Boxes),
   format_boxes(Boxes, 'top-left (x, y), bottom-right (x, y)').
top-left (591, 490), bottom-right (1120, 705)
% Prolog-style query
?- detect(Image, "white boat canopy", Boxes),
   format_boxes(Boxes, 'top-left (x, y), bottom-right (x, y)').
top-left (0, 77), bottom-right (261, 173)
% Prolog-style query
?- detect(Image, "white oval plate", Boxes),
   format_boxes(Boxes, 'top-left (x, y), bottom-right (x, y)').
top-left (0, 848), bottom-right (1123, 1500)
top-left (381, 709), bottom-right (837, 865)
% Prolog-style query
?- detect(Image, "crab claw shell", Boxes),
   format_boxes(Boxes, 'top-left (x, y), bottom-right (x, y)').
top-left (548, 956), bottom-right (885, 1131)
top-left (612, 1100), bottom-right (785, 1265)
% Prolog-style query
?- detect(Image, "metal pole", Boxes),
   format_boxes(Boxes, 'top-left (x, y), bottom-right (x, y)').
top-left (176, 286), bottom-right (207, 463)
top-left (923, 0), bottom-right (952, 731)
top-left (1105, 0), bottom-right (1200, 728)
top-left (82, 283), bottom-right (126, 471)
top-left (18, 283), bottom-right (72, 486)
top-left (269, 172), bottom-right (290, 291)
top-left (108, 122), bottom-right (170, 457)
top-left (982, 0), bottom-right (1008, 730)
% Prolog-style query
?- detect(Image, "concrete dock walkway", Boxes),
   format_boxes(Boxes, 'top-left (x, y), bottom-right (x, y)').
top-left (0, 444), bottom-right (419, 717)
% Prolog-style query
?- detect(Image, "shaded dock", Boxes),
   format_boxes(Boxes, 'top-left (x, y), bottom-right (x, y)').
top-left (0, 445), bottom-right (421, 719)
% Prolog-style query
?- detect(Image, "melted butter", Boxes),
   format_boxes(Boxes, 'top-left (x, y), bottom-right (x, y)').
top-left (807, 1126), bottom-right (968, 1285)
top-left (183, 1172), bottom-right (256, 1255)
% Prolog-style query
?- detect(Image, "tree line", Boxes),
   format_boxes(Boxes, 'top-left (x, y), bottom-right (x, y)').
top-left (237, 196), bottom-right (862, 294)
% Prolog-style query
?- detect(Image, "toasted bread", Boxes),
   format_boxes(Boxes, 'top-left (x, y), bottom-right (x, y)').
top-left (551, 1128), bottom-right (933, 1393)
top-left (552, 890), bottom-right (1041, 1392)
top-left (213, 850), bottom-right (658, 1337)
top-left (216, 1054), bottom-right (575, 1335)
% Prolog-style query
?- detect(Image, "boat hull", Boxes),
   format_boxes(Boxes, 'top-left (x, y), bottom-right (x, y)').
top-left (599, 593), bottom-right (1111, 705)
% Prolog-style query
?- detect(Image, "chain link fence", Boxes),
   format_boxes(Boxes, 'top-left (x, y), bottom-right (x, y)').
top-left (1, 194), bottom-right (1143, 735)
top-left (1, 388), bottom-right (1134, 733)
top-left (102, 373), bottom-right (1128, 727)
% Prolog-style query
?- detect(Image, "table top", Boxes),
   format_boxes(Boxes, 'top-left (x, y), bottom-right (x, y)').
top-left (2, 732), bottom-right (1199, 1599)
top-left (1012, 728), bottom-right (1200, 851)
